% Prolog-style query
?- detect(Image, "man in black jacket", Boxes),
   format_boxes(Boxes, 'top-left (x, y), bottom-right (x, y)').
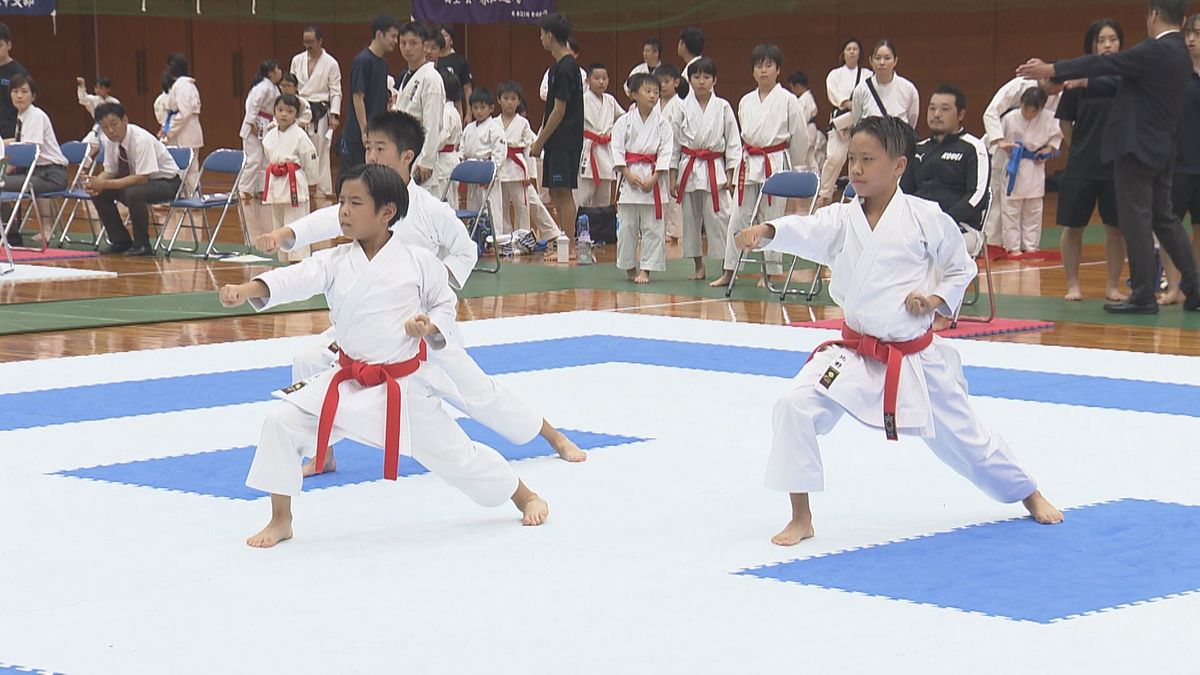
top-left (901, 84), bottom-right (991, 255)
top-left (1019, 0), bottom-right (1200, 313)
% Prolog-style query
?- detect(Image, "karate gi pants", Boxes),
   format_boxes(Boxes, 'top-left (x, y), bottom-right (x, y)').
top-left (574, 178), bottom-right (614, 209)
top-left (680, 188), bottom-right (729, 261)
top-left (723, 182), bottom-right (784, 274)
top-left (818, 127), bottom-right (850, 202)
top-left (245, 373), bottom-right (519, 506)
top-left (1001, 196), bottom-right (1044, 253)
top-left (983, 151), bottom-right (1009, 247)
top-left (766, 344), bottom-right (1038, 504)
top-left (616, 203), bottom-right (666, 272)
top-left (269, 202), bottom-right (312, 262)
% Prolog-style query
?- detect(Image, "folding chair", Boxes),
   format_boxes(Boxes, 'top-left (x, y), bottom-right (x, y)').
top-left (950, 201), bottom-right (996, 327)
top-left (1, 143), bottom-right (46, 261)
top-left (444, 159), bottom-right (501, 273)
top-left (727, 170), bottom-right (821, 301)
top-left (157, 148), bottom-right (243, 260)
top-left (42, 141), bottom-right (97, 246)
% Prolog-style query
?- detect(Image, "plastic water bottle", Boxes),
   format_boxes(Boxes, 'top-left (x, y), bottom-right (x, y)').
top-left (576, 214), bottom-right (591, 243)
top-left (575, 214), bottom-right (594, 265)
top-left (556, 235), bottom-right (569, 263)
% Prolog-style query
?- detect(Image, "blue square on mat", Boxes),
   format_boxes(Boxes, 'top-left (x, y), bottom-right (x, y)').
top-left (54, 420), bottom-right (647, 501)
top-left (738, 499), bottom-right (1200, 623)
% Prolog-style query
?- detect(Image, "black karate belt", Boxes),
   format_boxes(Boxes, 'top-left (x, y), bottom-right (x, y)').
top-left (310, 101), bottom-right (329, 125)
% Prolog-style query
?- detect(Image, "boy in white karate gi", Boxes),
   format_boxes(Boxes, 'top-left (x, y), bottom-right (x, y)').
top-left (710, 44), bottom-right (808, 288)
top-left (670, 57), bottom-right (739, 280)
top-left (460, 87), bottom-right (506, 223)
top-left (613, 73), bottom-right (673, 283)
top-left (221, 164), bottom-right (550, 548)
top-left (734, 117), bottom-right (1062, 546)
top-left (999, 87), bottom-right (1062, 256)
top-left (576, 63), bottom-right (621, 208)
top-left (393, 22), bottom-right (445, 192)
top-left (429, 69), bottom-right (463, 202)
top-left (239, 60), bottom-right (283, 244)
top-left (261, 94), bottom-right (319, 262)
top-left (254, 111), bottom-right (586, 469)
top-left (495, 81), bottom-right (539, 237)
top-left (787, 71), bottom-right (826, 173)
top-left (655, 64), bottom-right (685, 241)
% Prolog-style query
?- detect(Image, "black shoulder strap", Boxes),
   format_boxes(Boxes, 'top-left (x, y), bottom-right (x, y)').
top-left (865, 77), bottom-right (889, 117)
top-left (854, 67), bottom-right (863, 87)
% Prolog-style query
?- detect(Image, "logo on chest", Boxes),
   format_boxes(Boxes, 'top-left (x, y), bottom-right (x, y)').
top-left (940, 152), bottom-right (964, 162)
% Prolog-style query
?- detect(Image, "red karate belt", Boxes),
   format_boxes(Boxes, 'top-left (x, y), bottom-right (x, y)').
top-left (264, 162), bottom-right (301, 207)
top-left (677, 146), bottom-right (723, 212)
top-left (737, 141), bottom-right (789, 206)
top-left (583, 130), bottom-right (612, 186)
top-left (624, 152), bottom-right (663, 219)
top-left (256, 111), bottom-right (274, 121)
top-left (439, 144), bottom-right (457, 153)
top-left (314, 340), bottom-right (427, 481)
top-left (506, 146), bottom-right (529, 204)
top-left (805, 324), bottom-right (933, 441)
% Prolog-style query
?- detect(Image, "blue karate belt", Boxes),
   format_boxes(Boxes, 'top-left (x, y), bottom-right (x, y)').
top-left (161, 110), bottom-right (178, 137)
top-left (1006, 142), bottom-right (1058, 196)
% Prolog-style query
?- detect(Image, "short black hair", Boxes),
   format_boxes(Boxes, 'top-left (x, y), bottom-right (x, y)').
top-left (274, 93), bottom-right (302, 113)
top-left (469, 87), bottom-right (495, 107)
top-left (364, 110), bottom-right (426, 159)
top-left (167, 53), bottom-right (190, 79)
top-left (400, 22), bottom-right (430, 41)
top-left (440, 68), bottom-right (462, 104)
top-left (438, 24), bottom-right (455, 43)
top-left (851, 116), bottom-right (916, 161)
top-left (0, 23), bottom-right (11, 43)
top-left (1083, 18), bottom-right (1124, 55)
top-left (496, 80), bottom-right (524, 101)
top-left (370, 14), bottom-right (400, 39)
top-left (304, 25), bottom-right (324, 41)
top-left (1020, 86), bottom-right (1049, 109)
top-left (679, 27), bottom-right (704, 56)
top-left (280, 72), bottom-right (299, 86)
top-left (627, 72), bottom-right (660, 95)
top-left (788, 71), bottom-right (808, 87)
top-left (931, 84), bottom-right (967, 112)
top-left (653, 62), bottom-right (681, 81)
top-left (337, 163), bottom-right (410, 222)
top-left (539, 13), bottom-right (572, 44)
top-left (1149, 0), bottom-right (1187, 25)
top-left (690, 57), bottom-right (717, 79)
top-left (94, 102), bottom-right (126, 122)
top-left (567, 36), bottom-right (580, 54)
top-left (644, 37), bottom-right (662, 54)
top-left (751, 44), bottom-right (784, 70)
top-left (9, 74), bottom-right (36, 95)
top-left (586, 63), bottom-right (608, 76)
top-left (96, 76), bottom-right (113, 89)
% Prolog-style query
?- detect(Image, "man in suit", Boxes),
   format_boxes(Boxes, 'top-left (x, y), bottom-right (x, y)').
top-left (1018, 0), bottom-right (1200, 313)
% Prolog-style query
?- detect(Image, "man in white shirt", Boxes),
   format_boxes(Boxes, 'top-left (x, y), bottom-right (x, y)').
top-left (290, 26), bottom-right (342, 201)
top-left (623, 37), bottom-right (663, 99)
top-left (86, 102), bottom-right (182, 255)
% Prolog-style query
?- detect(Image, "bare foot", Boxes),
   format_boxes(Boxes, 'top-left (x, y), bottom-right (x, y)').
top-left (1159, 291), bottom-right (1185, 306)
top-left (1105, 287), bottom-right (1129, 302)
top-left (708, 271), bottom-right (733, 288)
top-left (932, 314), bottom-right (952, 331)
top-left (1064, 286), bottom-right (1083, 302)
top-left (771, 518), bottom-right (815, 546)
top-left (633, 270), bottom-right (650, 284)
top-left (301, 448), bottom-right (337, 477)
top-left (246, 517), bottom-right (294, 548)
top-left (688, 267), bottom-right (706, 280)
top-left (544, 427), bottom-right (587, 462)
top-left (520, 495), bottom-right (550, 526)
top-left (1022, 490), bottom-right (1064, 525)
top-left (626, 268), bottom-right (638, 281)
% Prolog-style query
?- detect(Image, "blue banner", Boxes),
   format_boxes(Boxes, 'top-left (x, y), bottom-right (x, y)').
top-left (0, 0), bottom-right (55, 15)
top-left (413, 0), bottom-right (556, 25)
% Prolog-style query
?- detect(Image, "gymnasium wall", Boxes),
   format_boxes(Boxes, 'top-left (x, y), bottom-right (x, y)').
top-left (4, 1), bottom-right (1158, 156)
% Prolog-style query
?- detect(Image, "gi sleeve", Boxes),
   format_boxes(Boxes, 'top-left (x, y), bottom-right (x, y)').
top-left (426, 199), bottom-right (479, 289)
top-left (249, 248), bottom-right (336, 311)
top-left (328, 57), bottom-right (344, 114)
top-left (925, 208), bottom-right (977, 317)
top-left (416, 75), bottom-right (446, 171)
top-left (414, 248), bottom-right (462, 349)
top-left (759, 204), bottom-right (847, 267)
top-left (281, 204), bottom-right (342, 252)
top-left (723, 103), bottom-right (742, 173)
top-left (786, 94), bottom-right (810, 170)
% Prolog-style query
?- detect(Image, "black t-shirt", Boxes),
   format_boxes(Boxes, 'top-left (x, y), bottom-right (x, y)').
top-left (1057, 77), bottom-right (1118, 181)
top-left (436, 52), bottom-right (472, 88)
top-left (0, 59), bottom-right (31, 139)
top-left (1176, 71), bottom-right (1200, 176)
top-left (544, 54), bottom-right (584, 151)
top-left (344, 47), bottom-right (390, 144)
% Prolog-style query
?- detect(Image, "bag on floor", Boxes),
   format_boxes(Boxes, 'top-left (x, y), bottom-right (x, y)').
top-left (578, 206), bottom-right (617, 245)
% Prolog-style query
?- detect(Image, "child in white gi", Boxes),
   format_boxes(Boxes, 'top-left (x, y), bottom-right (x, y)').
top-left (613, 73), bottom-right (672, 283)
top-left (276, 74), bottom-right (313, 132)
top-left (1000, 87), bottom-right (1062, 256)
top-left (496, 80), bottom-right (538, 237)
top-left (238, 60), bottom-right (282, 244)
top-left (576, 63), bottom-right (620, 208)
top-left (461, 88), bottom-right (507, 233)
top-left (734, 117), bottom-right (1062, 546)
top-left (655, 63), bottom-right (685, 241)
top-left (670, 57), bottom-right (740, 280)
top-left (220, 164), bottom-right (550, 548)
top-left (787, 70), bottom-right (826, 173)
top-left (429, 70), bottom-right (463, 202)
top-left (710, 44), bottom-right (808, 288)
top-left (261, 94), bottom-right (319, 262)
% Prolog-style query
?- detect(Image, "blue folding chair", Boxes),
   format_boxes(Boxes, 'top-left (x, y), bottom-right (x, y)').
top-left (842, 182), bottom-right (856, 201)
top-left (444, 159), bottom-right (501, 273)
top-left (43, 141), bottom-right (101, 246)
top-left (1, 143), bottom-right (46, 256)
top-left (727, 170), bottom-right (822, 301)
top-left (157, 148), bottom-right (243, 259)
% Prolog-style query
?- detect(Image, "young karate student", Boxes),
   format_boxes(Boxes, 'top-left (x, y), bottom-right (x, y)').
top-left (460, 87), bottom-right (506, 222)
top-left (75, 76), bottom-right (118, 119)
top-left (221, 164), bottom-right (550, 548)
top-left (576, 63), bottom-right (621, 208)
top-left (276, 74), bottom-right (313, 132)
top-left (999, 87), bottom-right (1062, 256)
top-left (393, 22), bottom-right (445, 191)
top-left (710, 44), bottom-right (808, 289)
top-left (429, 69), bottom-right (463, 202)
top-left (160, 53), bottom-right (203, 195)
top-left (670, 57), bottom-right (740, 280)
top-left (788, 71), bottom-right (826, 173)
top-left (254, 111), bottom-right (586, 469)
top-left (4, 75), bottom-right (69, 245)
top-left (260, 93), bottom-right (319, 262)
top-left (733, 116), bottom-right (1063, 547)
top-left (817, 38), bottom-right (870, 205)
top-left (496, 80), bottom-right (539, 237)
top-left (655, 63), bottom-right (685, 241)
top-left (613, 72), bottom-right (672, 283)
top-left (850, 40), bottom-right (920, 129)
top-left (239, 60), bottom-right (283, 244)
top-left (624, 37), bottom-right (663, 100)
